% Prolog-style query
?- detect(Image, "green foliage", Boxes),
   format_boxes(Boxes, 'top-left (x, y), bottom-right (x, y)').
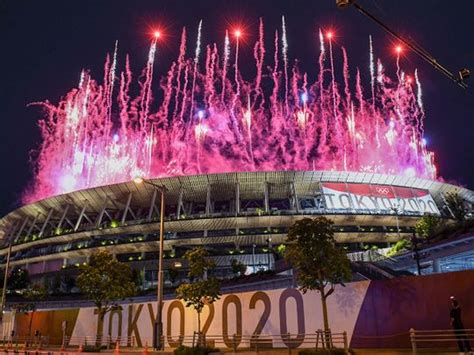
top-left (24, 284), bottom-right (47, 302)
top-left (76, 250), bottom-right (136, 316)
top-left (230, 258), bottom-right (247, 276)
top-left (272, 244), bottom-right (286, 261)
top-left (13, 284), bottom-right (47, 314)
top-left (285, 217), bottom-right (351, 332)
top-left (184, 247), bottom-right (216, 279)
top-left (445, 192), bottom-right (467, 221)
top-left (7, 268), bottom-right (30, 291)
top-left (176, 278), bottom-right (220, 314)
top-left (386, 238), bottom-right (410, 257)
top-left (174, 345), bottom-right (218, 355)
top-left (285, 217), bottom-right (351, 295)
top-left (415, 215), bottom-right (440, 239)
top-left (176, 247), bottom-right (221, 332)
top-left (276, 244), bottom-right (286, 255)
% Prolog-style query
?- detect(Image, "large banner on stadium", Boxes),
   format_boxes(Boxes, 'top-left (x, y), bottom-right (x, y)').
top-left (321, 183), bottom-right (440, 215)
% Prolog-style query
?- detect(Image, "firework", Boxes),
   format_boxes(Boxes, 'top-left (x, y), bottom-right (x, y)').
top-left (25, 20), bottom-right (437, 202)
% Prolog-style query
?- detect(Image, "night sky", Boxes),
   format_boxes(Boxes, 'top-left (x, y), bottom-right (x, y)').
top-left (0, 0), bottom-right (473, 216)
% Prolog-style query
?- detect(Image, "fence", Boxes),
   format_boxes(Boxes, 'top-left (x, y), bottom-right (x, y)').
top-left (410, 328), bottom-right (474, 354)
top-left (61, 331), bottom-right (349, 353)
top-left (0, 335), bottom-right (50, 349)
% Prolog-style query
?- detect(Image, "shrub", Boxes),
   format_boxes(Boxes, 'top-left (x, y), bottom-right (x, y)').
top-left (174, 345), bottom-right (219, 355)
top-left (386, 238), bottom-right (410, 257)
top-left (83, 345), bottom-right (104, 352)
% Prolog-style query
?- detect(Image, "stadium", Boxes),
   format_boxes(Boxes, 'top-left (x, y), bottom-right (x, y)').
top-left (1, 19), bottom-right (473, 290)
top-left (1, 170), bottom-right (473, 289)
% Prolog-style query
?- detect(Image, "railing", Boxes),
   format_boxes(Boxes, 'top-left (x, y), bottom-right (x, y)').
top-left (7, 208), bottom-right (419, 251)
top-left (410, 327), bottom-right (474, 354)
top-left (62, 331), bottom-right (349, 353)
top-left (0, 335), bottom-right (50, 349)
top-left (64, 335), bottom-right (138, 348)
top-left (347, 248), bottom-right (394, 263)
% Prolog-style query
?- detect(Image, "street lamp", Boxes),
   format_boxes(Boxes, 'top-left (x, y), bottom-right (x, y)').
top-left (133, 177), bottom-right (166, 350)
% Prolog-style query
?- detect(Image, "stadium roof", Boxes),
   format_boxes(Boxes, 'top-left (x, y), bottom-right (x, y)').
top-left (1, 170), bottom-right (472, 244)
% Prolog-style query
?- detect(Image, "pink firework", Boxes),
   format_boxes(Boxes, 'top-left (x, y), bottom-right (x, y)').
top-left (25, 20), bottom-right (437, 202)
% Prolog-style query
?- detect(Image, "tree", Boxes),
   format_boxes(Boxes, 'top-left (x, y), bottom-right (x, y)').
top-left (445, 192), bottom-right (467, 221)
top-left (13, 284), bottom-right (47, 338)
top-left (176, 247), bottom-right (220, 338)
top-left (415, 215), bottom-right (440, 239)
top-left (76, 251), bottom-right (136, 344)
top-left (230, 259), bottom-right (247, 277)
top-left (284, 217), bottom-right (351, 336)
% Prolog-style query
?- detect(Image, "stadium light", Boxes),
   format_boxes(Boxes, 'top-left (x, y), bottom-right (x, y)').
top-left (133, 177), bottom-right (166, 350)
top-left (133, 177), bottom-right (144, 184)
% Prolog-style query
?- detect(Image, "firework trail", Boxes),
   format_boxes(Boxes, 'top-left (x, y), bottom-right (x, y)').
top-left (369, 35), bottom-right (375, 108)
top-left (271, 30), bottom-right (279, 115)
top-left (415, 69), bottom-right (425, 142)
top-left (189, 19), bottom-right (203, 125)
top-left (139, 38), bottom-right (157, 131)
top-left (119, 55), bottom-right (132, 137)
top-left (328, 34), bottom-right (337, 123)
top-left (221, 30), bottom-right (230, 103)
top-left (396, 50), bottom-right (401, 82)
top-left (234, 30), bottom-right (241, 97)
top-left (318, 29), bottom-right (327, 149)
top-left (205, 44), bottom-right (217, 106)
top-left (368, 35), bottom-right (381, 148)
top-left (173, 28), bottom-right (187, 120)
top-left (254, 18), bottom-right (265, 100)
top-left (282, 16), bottom-right (289, 115)
top-left (106, 40), bottom-right (118, 129)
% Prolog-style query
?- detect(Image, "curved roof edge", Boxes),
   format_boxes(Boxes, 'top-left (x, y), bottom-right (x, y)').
top-left (1, 170), bottom-right (472, 241)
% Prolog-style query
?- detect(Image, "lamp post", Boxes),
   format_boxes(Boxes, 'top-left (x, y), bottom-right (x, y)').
top-left (252, 244), bottom-right (256, 273)
top-left (0, 244), bottom-right (12, 320)
top-left (133, 177), bottom-right (166, 350)
top-left (391, 204), bottom-right (401, 241)
top-left (266, 238), bottom-right (272, 270)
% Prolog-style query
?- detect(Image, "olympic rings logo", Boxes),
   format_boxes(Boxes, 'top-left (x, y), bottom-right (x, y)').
top-left (375, 187), bottom-right (390, 195)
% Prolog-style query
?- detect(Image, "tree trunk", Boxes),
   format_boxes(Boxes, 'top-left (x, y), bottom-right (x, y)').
top-left (197, 311), bottom-right (201, 334)
top-left (320, 291), bottom-right (331, 348)
top-left (197, 311), bottom-right (205, 347)
top-left (28, 311), bottom-right (35, 338)
top-left (96, 309), bottom-right (105, 347)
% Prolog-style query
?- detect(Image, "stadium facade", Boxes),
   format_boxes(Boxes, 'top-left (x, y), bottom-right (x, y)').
top-left (0, 170), bottom-right (473, 287)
